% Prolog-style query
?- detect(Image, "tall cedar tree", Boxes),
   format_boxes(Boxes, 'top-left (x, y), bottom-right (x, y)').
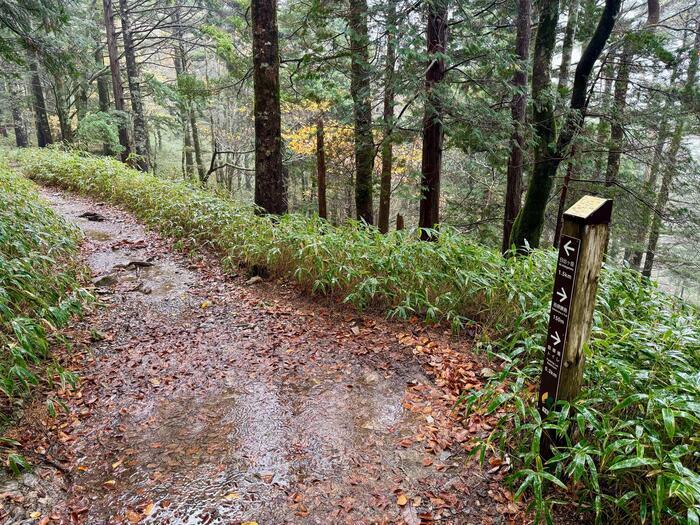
top-left (28, 58), bottom-right (52, 147)
top-left (349, 0), bottom-right (374, 224)
top-left (643, 25), bottom-right (699, 277)
top-left (316, 117), bottom-right (328, 219)
top-left (252, 0), bottom-right (287, 214)
top-left (418, 0), bottom-right (448, 238)
top-left (102, 0), bottom-right (130, 160)
top-left (378, 0), bottom-right (397, 233)
top-left (502, 0), bottom-right (531, 252)
top-left (94, 45), bottom-right (113, 155)
top-left (118, 0), bottom-right (150, 171)
top-left (510, 0), bottom-right (623, 251)
top-left (9, 80), bottom-right (29, 147)
top-left (557, 0), bottom-right (579, 91)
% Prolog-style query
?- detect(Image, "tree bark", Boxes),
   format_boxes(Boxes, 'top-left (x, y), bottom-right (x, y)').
top-left (94, 47), bottom-right (113, 155)
top-left (9, 80), bottom-right (28, 148)
top-left (604, 42), bottom-right (631, 187)
top-left (510, 0), bottom-right (623, 251)
top-left (118, 0), bottom-right (150, 171)
top-left (349, 0), bottom-right (374, 224)
top-left (28, 58), bottom-right (53, 148)
top-left (418, 0), bottom-right (449, 238)
top-left (594, 59), bottom-right (613, 178)
top-left (190, 109), bottom-right (205, 182)
top-left (557, 0), bottom-right (579, 92)
top-left (252, 0), bottom-right (287, 214)
top-left (378, 0), bottom-right (397, 234)
top-left (0, 82), bottom-right (8, 138)
top-left (316, 117), bottom-right (327, 219)
top-left (642, 25), bottom-right (698, 277)
top-left (642, 123), bottom-right (681, 278)
top-left (53, 74), bottom-right (73, 143)
top-left (508, 0), bottom-right (559, 250)
top-left (102, 0), bottom-right (131, 160)
top-left (502, 0), bottom-right (531, 253)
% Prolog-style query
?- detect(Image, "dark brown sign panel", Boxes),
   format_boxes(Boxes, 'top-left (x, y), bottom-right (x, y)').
top-left (538, 234), bottom-right (581, 415)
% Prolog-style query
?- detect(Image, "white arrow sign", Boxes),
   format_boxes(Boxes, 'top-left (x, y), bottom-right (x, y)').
top-left (556, 287), bottom-right (568, 303)
top-left (550, 331), bottom-right (562, 346)
top-left (563, 240), bottom-right (575, 257)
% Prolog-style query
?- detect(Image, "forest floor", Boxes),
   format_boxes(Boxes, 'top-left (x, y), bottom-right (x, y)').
top-left (0, 186), bottom-right (523, 524)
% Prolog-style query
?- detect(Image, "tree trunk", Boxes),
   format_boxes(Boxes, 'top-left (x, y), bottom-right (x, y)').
top-left (642, 25), bottom-right (698, 277)
top-left (502, 0), bottom-right (531, 253)
top-left (510, 0), bottom-right (623, 251)
top-left (507, 0), bottom-right (559, 250)
top-left (378, 0), bottom-right (397, 234)
top-left (172, 51), bottom-right (194, 178)
top-left (94, 46), bottom-right (113, 155)
top-left (557, 0), bottom-right (579, 92)
top-left (316, 117), bottom-right (327, 219)
top-left (349, 0), bottom-right (374, 224)
top-left (642, 123), bottom-right (682, 278)
top-left (604, 43), bottom-right (631, 186)
top-left (252, 0), bottom-right (287, 214)
top-left (9, 81), bottom-right (28, 148)
top-left (0, 82), bottom-right (8, 138)
top-left (594, 60), bottom-right (614, 177)
top-left (629, 120), bottom-right (667, 269)
top-left (190, 109), bottom-right (205, 182)
top-left (53, 74), bottom-right (73, 143)
top-left (118, 0), bottom-right (150, 171)
top-left (553, 146), bottom-right (576, 247)
top-left (103, 0), bottom-right (130, 160)
top-left (418, 0), bottom-right (449, 238)
top-left (28, 58), bottom-right (53, 148)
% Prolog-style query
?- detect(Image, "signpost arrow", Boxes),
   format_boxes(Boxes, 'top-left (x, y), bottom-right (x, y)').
top-left (550, 331), bottom-right (561, 346)
top-left (563, 240), bottom-right (575, 257)
top-left (556, 287), bottom-right (568, 303)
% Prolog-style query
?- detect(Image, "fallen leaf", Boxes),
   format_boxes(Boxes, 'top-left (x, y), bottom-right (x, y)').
top-left (223, 492), bottom-right (240, 500)
top-left (103, 479), bottom-right (116, 489)
top-left (30, 511), bottom-right (41, 519)
top-left (397, 494), bottom-right (408, 506)
top-left (125, 509), bottom-right (141, 523)
top-left (402, 504), bottom-right (420, 525)
top-left (143, 503), bottom-right (154, 516)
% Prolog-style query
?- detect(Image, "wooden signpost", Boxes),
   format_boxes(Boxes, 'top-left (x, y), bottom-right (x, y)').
top-left (538, 196), bottom-right (612, 452)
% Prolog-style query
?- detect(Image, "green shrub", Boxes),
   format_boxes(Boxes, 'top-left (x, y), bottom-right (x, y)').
top-left (0, 158), bottom-right (89, 423)
top-left (12, 148), bottom-right (700, 524)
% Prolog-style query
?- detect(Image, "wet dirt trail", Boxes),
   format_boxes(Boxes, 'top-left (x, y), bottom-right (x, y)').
top-left (1, 188), bottom-right (520, 524)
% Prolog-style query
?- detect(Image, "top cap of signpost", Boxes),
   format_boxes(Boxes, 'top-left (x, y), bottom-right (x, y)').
top-left (563, 196), bottom-right (613, 225)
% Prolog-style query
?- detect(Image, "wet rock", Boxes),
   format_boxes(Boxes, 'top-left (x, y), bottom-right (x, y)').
top-left (78, 211), bottom-right (106, 222)
top-left (92, 274), bottom-right (118, 287)
top-left (114, 260), bottom-right (155, 271)
top-left (480, 367), bottom-right (497, 378)
top-left (246, 276), bottom-right (264, 285)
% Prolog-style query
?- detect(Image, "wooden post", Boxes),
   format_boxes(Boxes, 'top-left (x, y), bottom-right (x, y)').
top-left (538, 196), bottom-right (612, 456)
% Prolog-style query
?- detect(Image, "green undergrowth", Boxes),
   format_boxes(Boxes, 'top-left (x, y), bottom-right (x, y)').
top-left (11, 148), bottom-right (700, 523)
top-left (0, 157), bottom-right (89, 446)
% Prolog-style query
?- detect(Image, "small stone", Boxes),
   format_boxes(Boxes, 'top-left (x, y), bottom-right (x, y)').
top-left (246, 276), bottom-right (264, 285)
top-left (92, 274), bottom-right (118, 287)
top-left (480, 367), bottom-right (497, 378)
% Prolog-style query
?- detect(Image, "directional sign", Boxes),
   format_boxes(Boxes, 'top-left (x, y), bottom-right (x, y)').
top-left (538, 234), bottom-right (581, 414)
